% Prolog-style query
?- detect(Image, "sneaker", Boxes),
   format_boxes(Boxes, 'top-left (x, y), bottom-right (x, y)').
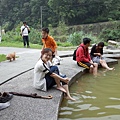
top-left (0, 92), bottom-right (13, 103)
top-left (60, 74), bottom-right (66, 78)
top-left (0, 102), bottom-right (10, 110)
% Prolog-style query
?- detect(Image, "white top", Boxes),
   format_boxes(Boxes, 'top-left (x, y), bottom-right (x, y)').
top-left (34, 59), bottom-right (51, 91)
top-left (21, 25), bottom-right (29, 36)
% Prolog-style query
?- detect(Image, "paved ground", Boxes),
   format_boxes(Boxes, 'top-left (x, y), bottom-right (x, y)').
top-left (0, 47), bottom-right (119, 120)
top-left (0, 47), bottom-right (75, 85)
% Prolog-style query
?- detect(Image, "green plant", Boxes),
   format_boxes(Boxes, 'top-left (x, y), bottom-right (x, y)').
top-left (67, 31), bottom-right (84, 45)
top-left (1, 23), bottom-right (42, 45)
top-left (99, 28), bottom-right (120, 42)
top-left (0, 54), bottom-right (6, 62)
top-left (57, 41), bottom-right (72, 47)
top-left (29, 28), bottom-right (42, 45)
top-left (56, 21), bottom-right (68, 36)
top-left (99, 20), bottom-right (120, 41)
top-left (67, 31), bottom-right (100, 46)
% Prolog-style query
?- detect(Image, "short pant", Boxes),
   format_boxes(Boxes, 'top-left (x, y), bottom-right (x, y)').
top-left (92, 56), bottom-right (104, 64)
top-left (77, 61), bottom-right (92, 69)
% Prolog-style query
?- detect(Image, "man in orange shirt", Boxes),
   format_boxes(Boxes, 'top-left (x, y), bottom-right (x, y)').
top-left (41, 27), bottom-right (57, 57)
top-left (41, 28), bottom-right (62, 65)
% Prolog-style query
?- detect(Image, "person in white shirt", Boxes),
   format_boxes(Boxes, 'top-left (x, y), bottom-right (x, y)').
top-left (34, 48), bottom-right (75, 101)
top-left (21, 22), bottom-right (30, 48)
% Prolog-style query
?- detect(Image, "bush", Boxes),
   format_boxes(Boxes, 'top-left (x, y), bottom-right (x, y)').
top-left (2, 31), bottom-right (22, 42)
top-left (57, 41), bottom-right (72, 47)
top-left (99, 20), bottom-right (120, 42)
top-left (2, 24), bottom-right (42, 45)
top-left (54, 35), bottom-right (68, 42)
top-left (29, 28), bottom-right (42, 45)
top-left (67, 31), bottom-right (100, 46)
top-left (99, 28), bottom-right (120, 42)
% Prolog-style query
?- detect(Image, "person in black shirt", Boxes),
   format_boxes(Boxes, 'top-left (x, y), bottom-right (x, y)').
top-left (90, 42), bottom-right (114, 70)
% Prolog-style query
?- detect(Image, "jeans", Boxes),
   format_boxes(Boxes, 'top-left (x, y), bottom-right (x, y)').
top-left (23, 36), bottom-right (29, 47)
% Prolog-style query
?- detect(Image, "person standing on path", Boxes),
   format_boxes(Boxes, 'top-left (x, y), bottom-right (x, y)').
top-left (21, 22), bottom-right (30, 48)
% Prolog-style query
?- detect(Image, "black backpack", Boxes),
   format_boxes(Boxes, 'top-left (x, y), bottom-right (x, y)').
top-left (73, 46), bottom-right (84, 61)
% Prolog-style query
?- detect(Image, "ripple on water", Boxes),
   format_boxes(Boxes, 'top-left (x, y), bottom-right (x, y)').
top-left (59, 61), bottom-right (120, 119)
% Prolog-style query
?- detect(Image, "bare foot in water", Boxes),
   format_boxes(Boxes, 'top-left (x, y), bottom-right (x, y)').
top-left (64, 93), bottom-right (76, 101)
top-left (57, 86), bottom-right (66, 93)
top-left (64, 96), bottom-right (76, 101)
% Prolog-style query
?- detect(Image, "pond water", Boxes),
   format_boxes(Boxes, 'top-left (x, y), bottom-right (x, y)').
top-left (59, 61), bottom-right (120, 120)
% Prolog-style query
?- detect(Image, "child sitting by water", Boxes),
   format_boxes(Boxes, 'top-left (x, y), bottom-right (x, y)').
top-left (33, 48), bottom-right (75, 101)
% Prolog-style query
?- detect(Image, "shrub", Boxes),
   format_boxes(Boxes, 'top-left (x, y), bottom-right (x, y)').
top-left (2, 25), bottom-right (42, 45)
top-left (67, 31), bottom-right (100, 46)
top-left (99, 28), bottom-right (120, 42)
top-left (99, 20), bottom-right (120, 42)
top-left (57, 41), bottom-right (72, 47)
top-left (29, 28), bottom-right (42, 45)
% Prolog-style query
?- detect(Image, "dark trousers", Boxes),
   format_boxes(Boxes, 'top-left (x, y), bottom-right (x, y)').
top-left (45, 66), bottom-right (66, 90)
top-left (23, 36), bottom-right (29, 47)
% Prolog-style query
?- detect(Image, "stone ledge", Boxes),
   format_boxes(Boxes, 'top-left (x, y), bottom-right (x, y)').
top-left (0, 56), bottom-right (118, 120)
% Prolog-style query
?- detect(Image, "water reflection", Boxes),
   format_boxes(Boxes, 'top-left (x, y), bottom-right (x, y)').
top-left (59, 61), bottom-right (120, 120)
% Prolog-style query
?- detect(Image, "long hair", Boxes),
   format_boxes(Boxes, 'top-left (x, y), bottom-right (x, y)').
top-left (98, 42), bottom-right (104, 47)
top-left (96, 42), bottom-right (104, 53)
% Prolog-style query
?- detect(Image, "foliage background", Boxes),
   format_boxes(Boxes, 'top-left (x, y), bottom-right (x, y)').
top-left (0, 0), bottom-right (120, 31)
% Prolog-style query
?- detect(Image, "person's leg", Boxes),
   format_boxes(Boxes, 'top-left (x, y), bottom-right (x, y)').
top-left (45, 73), bottom-right (66, 93)
top-left (50, 66), bottom-right (66, 77)
top-left (77, 61), bottom-right (90, 69)
top-left (78, 62), bottom-right (94, 73)
top-left (23, 36), bottom-right (26, 47)
top-left (45, 74), bottom-right (56, 90)
top-left (62, 84), bottom-right (75, 101)
top-left (100, 60), bottom-right (114, 70)
top-left (26, 36), bottom-right (30, 47)
top-left (50, 66), bottom-right (60, 75)
top-left (89, 65), bottom-right (93, 73)
top-left (79, 62), bottom-right (98, 75)
top-left (92, 63), bottom-right (98, 75)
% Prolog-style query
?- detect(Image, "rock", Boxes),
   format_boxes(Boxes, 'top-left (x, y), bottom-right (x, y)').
top-left (108, 40), bottom-right (118, 45)
top-left (106, 45), bottom-right (117, 50)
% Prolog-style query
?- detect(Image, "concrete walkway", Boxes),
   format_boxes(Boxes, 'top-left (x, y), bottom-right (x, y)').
top-left (0, 47), bottom-right (119, 120)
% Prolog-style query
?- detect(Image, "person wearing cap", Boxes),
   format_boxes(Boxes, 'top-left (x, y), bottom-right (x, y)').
top-left (20, 22), bottom-right (30, 48)
top-left (76, 38), bottom-right (98, 75)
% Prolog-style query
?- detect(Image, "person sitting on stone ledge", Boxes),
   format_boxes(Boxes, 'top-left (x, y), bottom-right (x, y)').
top-left (90, 42), bottom-right (114, 70)
top-left (76, 38), bottom-right (98, 76)
top-left (33, 48), bottom-right (75, 101)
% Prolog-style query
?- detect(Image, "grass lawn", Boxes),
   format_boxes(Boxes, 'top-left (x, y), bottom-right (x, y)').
top-left (0, 54), bottom-right (6, 62)
top-left (0, 41), bottom-right (42, 49)
top-left (0, 41), bottom-right (77, 50)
